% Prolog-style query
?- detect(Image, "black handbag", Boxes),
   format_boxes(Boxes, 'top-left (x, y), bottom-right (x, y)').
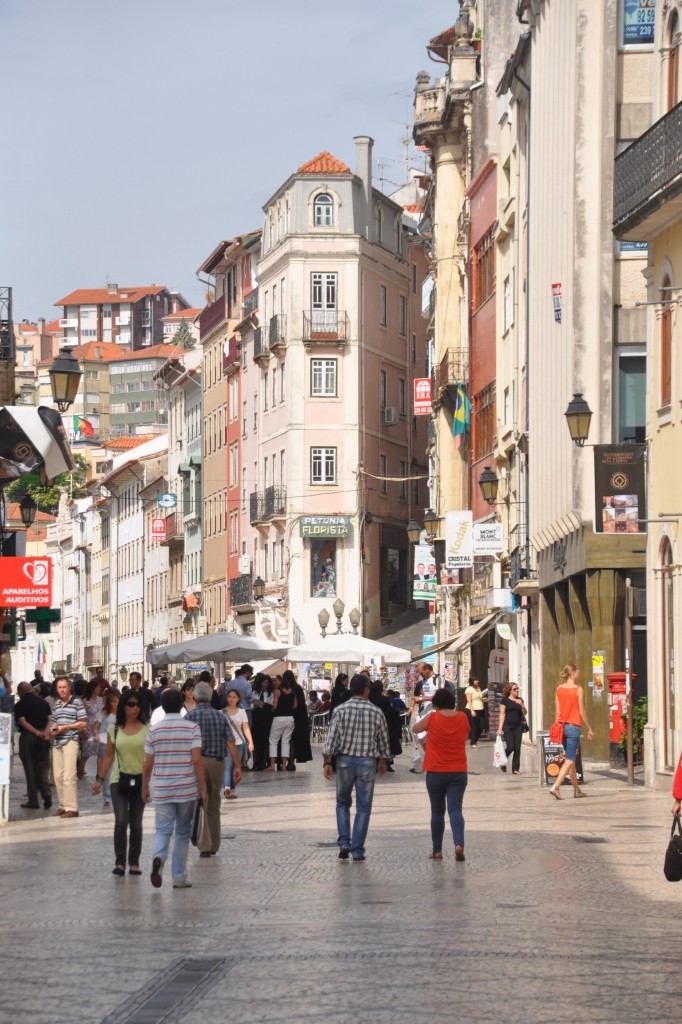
top-left (664, 815), bottom-right (682, 881)
top-left (113, 726), bottom-right (142, 794)
top-left (191, 799), bottom-right (204, 847)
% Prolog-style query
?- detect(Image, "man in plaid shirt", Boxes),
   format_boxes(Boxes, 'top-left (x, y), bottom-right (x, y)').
top-left (322, 674), bottom-right (390, 862)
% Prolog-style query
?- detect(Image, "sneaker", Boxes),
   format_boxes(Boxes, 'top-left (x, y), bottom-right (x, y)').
top-left (173, 879), bottom-right (192, 888)
top-left (352, 856), bottom-right (366, 862)
top-left (150, 856), bottom-right (163, 888)
top-left (455, 846), bottom-right (465, 862)
top-left (338, 848), bottom-right (351, 860)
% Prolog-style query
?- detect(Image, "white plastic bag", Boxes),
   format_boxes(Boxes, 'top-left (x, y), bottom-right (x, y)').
top-left (411, 742), bottom-right (424, 770)
top-left (493, 734), bottom-right (508, 769)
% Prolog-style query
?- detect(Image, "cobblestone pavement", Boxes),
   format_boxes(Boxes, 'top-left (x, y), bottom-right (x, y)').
top-left (2, 740), bottom-right (681, 1024)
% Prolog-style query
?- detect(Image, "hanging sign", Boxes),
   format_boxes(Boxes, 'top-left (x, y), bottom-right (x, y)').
top-left (593, 444), bottom-right (646, 534)
top-left (445, 511), bottom-right (473, 568)
top-left (0, 557), bottom-right (52, 607)
top-left (473, 522), bottom-right (504, 555)
top-left (151, 517), bottom-right (167, 542)
top-left (157, 493), bottom-right (177, 509)
top-left (413, 378), bottom-right (432, 415)
top-left (552, 283), bottom-right (562, 323)
top-left (412, 544), bottom-right (437, 601)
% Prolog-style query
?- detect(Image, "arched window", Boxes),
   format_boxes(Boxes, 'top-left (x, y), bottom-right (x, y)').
top-left (660, 274), bottom-right (672, 406)
top-left (660, 537), bottom-right (676, 769)
top-left (668, 11), bottom-right (679, 111)
top-left (313, 193), bottom-right (333, 227)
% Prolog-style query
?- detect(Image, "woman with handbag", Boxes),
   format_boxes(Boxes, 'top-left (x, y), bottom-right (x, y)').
top-left (497, 682), bottom-right (527, 775)
top-left (92, 688), bottom-right (150, 875)
top-left (548, 664), bottom-right (594, 800)
top-left (223, 689), bottom-right (253, 799)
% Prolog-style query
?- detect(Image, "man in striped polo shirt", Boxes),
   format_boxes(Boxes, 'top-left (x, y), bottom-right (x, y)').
top-left (50, 676), bottom-right (87, 817)
top-left (142, 688), bottom-right (207, 889)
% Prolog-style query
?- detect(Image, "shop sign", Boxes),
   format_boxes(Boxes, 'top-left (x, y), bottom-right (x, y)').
top-left (445, 511), bottom-right (473, 568)
top-left (623, 0), bottom-right (655, 44)
top-left (151, 517), bottom-right (167, 542)
top-left (472, 522), bottom-right (504, 555)
top-left (593, 444), bottom-right (646, 535)
top-left (300, 515), bottom-right (351, 538)
top-left (0, 557), bottom-right (52, 607)
top-left (157, 493), bottom-right (177, 509)
top-left (413, 378), bottom-right (432, 415)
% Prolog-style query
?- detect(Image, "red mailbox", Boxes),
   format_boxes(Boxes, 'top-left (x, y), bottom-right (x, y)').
top-left (606, 672), bottom-right (637, 744)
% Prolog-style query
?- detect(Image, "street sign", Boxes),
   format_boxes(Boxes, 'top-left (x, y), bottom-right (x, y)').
top-left (157, 493), bottom-right (177, 509)
top-left (0, 557), bottom-right (52, 607)
top-left (414, 378), bottom-right (432, 415)
top-left (151, 517), bottom-right (167, 542)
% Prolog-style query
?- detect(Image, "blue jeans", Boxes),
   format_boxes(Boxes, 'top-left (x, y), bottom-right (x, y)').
top-left (152, 801), bottom-right (195, 883)
top-left (425, 771), bottom-right (468, 851)
top-left (335, 755), bottom-right (377, 859)
top-left (224, 743), bottom-right (244, 790)
top-left (563, 723), bottom-right (581, 762)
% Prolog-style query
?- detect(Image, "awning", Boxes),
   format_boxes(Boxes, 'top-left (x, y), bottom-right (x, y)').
top-left (182, 591), bottom-right (199, 611)
top-left (416, 612), bottom-right (503, 660)
top-left (178, 463), bottom-right (191, 475)
top-left (0, 406), bottom-right (75, 484)
top-left (189, 455), bottom-right (202, 468)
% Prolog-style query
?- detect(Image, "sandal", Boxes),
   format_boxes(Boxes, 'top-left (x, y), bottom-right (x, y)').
top-left (223, 788), bottom-right (231, 799)
top-left (549, 787), bottom-right (562, 800)
top-left (112, 865), bottom-right (125, 876)
top-left (129, 866), bottom-right (142, 875)
top-left (428, 851), bottom-right (443, 860)
top-left (574, 788), bottom-right (585, 798)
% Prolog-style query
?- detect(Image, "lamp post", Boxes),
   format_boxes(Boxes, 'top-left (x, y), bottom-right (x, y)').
top-left (348, 608), bottom-right (361, 634)
top-left (253, 576), bottom-right (265, 601)
top-left (49, 348), bottom-right (83, 413)
top-left (478, 466), bottom-right (499, 506)
top-left (333, 598), bottom-right (345, 634)
top-left (19, 495), bottom-right (37, 529)
top-left (317, 608), bottom-right (330, 637)
top-left (564, 392), bottom-right (593, 447)
top-left (424, 509), bottom-right (439, 540)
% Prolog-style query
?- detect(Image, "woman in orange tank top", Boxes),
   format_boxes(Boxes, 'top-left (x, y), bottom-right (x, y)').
top-left (549, 664), bottom-right (594, 800)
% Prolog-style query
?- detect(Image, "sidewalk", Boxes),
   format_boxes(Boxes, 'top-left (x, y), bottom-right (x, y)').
top-left (2, 740), bottom-right (680, 1024)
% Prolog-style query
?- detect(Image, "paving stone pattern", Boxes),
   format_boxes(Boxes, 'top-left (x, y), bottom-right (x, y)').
top-left (2, 742), bottom-right (682, 1024)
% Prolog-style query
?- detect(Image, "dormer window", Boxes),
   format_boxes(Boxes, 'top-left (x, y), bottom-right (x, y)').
top-left (314, 193), bottom-right (334, 227)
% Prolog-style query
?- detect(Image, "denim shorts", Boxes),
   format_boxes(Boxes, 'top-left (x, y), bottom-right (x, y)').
top-left (562, 723), bottom-right (581, 761)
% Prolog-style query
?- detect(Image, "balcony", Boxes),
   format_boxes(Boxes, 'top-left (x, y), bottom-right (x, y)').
top-left (161, 511), bottom-right (184, 547)
top-left (199, 295), bottom-right (227, 341)
top-left (269, 313), bottom-right (287, 352)
top-left (115, 315), bottom-right (131, 327)
top-left (249, 491), bottom-right (263, 525)
top-left (303, 310), bottom-right (350, 346)
top-left (432, 347), bottom-right (468, 412)
top-left (83, 645), bottom-right (102, 667)
top-left (230, 574), bottom-right (253, 609)
top-left (253, 326), bottom-right (270, 365)
top-left (250, 487), bottom-right (286, 525)
top-left (614, 102), bottom-right (682, 240)
top-left (59, 318), bottom-right (78, 328)
top-left (243, 287), bottom-right (259, 317)
top-left (222, 335), bottom-right (240, 374)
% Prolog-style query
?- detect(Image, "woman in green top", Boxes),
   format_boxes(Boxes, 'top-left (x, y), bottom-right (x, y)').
top-left (92, 689), bottom-right (149, 876)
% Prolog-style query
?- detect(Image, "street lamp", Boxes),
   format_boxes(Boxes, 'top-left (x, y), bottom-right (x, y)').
top-left (119, 666), bottom-right (128, 682)
top-left (318, 607), bottom-right (330, 637)
top-left (424, 509), bottom-right (439, 539)
top-left (348, 607), bottom-right (361, 634)
top-left (253, 576), bottom-right (265, 600)
top-left (406, 519), bottom-right (421, 544)
top-left (333, 597), bottom-right (345, 633)
top-left (564, 392), bottom-right (593, 447)
top-left (19, 494), bottom-right (37, 528)
top-left (183, 615), bottom-right (193, 634)
top-left (49, 348), bottom-right (83, 413)
top-left (478, 465), bottom-right (499, 506)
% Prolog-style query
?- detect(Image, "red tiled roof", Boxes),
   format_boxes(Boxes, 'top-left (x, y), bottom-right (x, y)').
top-left (102, 436), bottom-right (157, 450)
top-left (55, 285), bottom-right (167, 307)
top-left (403, 203), bottom-right (424, 213)
top-left (5, 503), bottom-right (56, 524)
top-left (297, 152), bottom-right (351, 176)
top-left (16, 323), bottom-right (38, 334)
top-left (109, 344), bottom-right (185, 362)
top-left (45, 319), bottom-right (62, 334)
top-left (163, 308), bottom-right (201, 320)
top-left (37, 340), bottom-right (123, 367)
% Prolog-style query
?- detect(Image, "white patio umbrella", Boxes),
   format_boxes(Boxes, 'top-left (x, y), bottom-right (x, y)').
top-left (285, 633), bottom-right (411, 665)
top-left (147, 632), bottom-right (287, 666)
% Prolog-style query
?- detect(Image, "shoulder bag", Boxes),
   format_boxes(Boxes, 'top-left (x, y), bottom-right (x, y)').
top-left (114, 725), bottom-right (143, 795)
top-left (664, 815), bottom-right (682, 882)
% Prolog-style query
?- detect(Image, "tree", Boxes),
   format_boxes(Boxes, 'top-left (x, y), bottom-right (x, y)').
top-left (5, 453), bottom-right (89, 515)
top-left (172, 319), bottom-right (195, 349)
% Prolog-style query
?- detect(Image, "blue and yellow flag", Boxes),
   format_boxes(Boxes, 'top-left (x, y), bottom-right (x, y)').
top-left (452, 386), bottom-right (471, 436)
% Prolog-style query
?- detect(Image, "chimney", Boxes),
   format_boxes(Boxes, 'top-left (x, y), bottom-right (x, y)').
top-left (107, 283), bottom-right (118, 296)
top-left (354, 135), bottom-right (374, 241)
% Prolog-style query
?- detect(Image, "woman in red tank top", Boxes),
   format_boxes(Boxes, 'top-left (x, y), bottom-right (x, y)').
top-left (549, 664), bottom-right (594, 800)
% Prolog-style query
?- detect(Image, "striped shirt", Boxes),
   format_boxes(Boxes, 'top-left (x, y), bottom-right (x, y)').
top-left (144, 714), bottom-right (202, 803)
top-left (322, 697), bottom-right (391, 760)
top-left (52, 697), bottom-right (87, 748)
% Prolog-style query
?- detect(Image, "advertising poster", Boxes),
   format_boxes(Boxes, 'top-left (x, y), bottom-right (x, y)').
top-left (412, 544), bottom-right (437, 601)
top-left (413, 378), bottom-right (432, 415)
top-left (473, 522), bottom-right (504, 555)
top-left (0, 714), bottom-right (12, 785)
top-left (0, 557), bottom-right (52, 607)
top-left (151, 517), bottom-right (167, 542)
top-left (421, 635), bottom-right (436, 666)
top-left (592, 652), bottom-right (605, 701)
top-left (594, 444), bottom-right (646, 534)
top-left (541, 733), bottom-right (584, 787)
top-left (445, 511), bottom-right (473, 569)
top-left (623, 0), bottom-right (655, 44)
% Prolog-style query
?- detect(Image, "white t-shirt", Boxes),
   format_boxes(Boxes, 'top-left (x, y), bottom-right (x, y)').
top-left (226, 707), bottom-right (248, 744)
top-left (150, 704), bottom-right (187, 726)
top-left (422, 677), bottom-right (438, 699)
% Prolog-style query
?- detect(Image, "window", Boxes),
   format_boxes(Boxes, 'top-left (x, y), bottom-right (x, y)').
top-left (380, 454), bottom-right (388, 494)
top-left (399, 294), bottom-right (406, 335)
top-left (264, 544), bottom-right (269, 582)
top-left (399, 378), bottom-right (406, 416)
top-left (473, 384), bottom-right (496, 461)
top-left (272, 541), bottom-right (277, 579)
top-left (242, 400), bottom-right (247, 437)
top-left (311, 272), bottom-right (337, 331)
top-left (280, 449), bottom-right (285, 485)
top-left (253, 393), bottom-right (257, 432)
top-left (412, 263), bottom-right (417, 294)
top-left (263, 457), bottom-right (268, 491)
top-left (229, 442), bottom-right (239, 487)
top-left (264, 372), bottom-right (268, 411)
top-left (314, 193), bottom-right (333, 226)
top-left (668, 11), bottom-right (679, 111)
top-left (311, 538), bottom-right (337, 597)
top-left (399, 459), bottom-right (407, 499)
top-left (622, 0), bottom-right (655, 46)
top-left (503, 275), bottom-right (512, 332)
top-left (472, 228), bottom-right (496, 311)
top-left (311, 446), bottom-right (337, 484)
top-left (311, 358), bottom-right (337, 397)
top-left (380, 369), bottom-right (387, 409)
top-left (380, 285), bottom-right (387, 326)
top-left (376, 203), bottom-right (383, 243)
top-left (242, 466), bottom-right (247, 507)
top-left (503, 386), bottom-right (511, 427)
top-left (661, 274), bottom-right (672, 407)
top-left (617, 351), bottom-right (646, 442)
top-left (280, 360), bottom-right (286, 402)
top-left (280, 539), bottom-right (285, 578)
top-left (411, 333), bottom-right (417, 364)
top-left (272, 366), bottom-right (277, 407)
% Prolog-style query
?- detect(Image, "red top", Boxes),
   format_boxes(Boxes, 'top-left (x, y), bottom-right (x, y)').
top-left (673, 753), bottom-right (682, 800)
top-left (556, 685), bottom-right (582, 727)
top-left (422, 711), bottom-right (469, 773)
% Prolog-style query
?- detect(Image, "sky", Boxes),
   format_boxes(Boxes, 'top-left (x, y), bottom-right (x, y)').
top-left (2, 0), bottom-right (457, 323)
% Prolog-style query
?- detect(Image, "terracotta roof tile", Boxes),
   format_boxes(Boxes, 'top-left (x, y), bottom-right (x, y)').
top-left (6, 503), bottom-right (56, 524)
top-left (109, 344), bottom-right (184, 362)
top-left (55, 285), bottom-right (168, 307)
top-left (297, 152), bottom-right (351, 176)
top-left (44, 319), bottom-right (62, 334)
top-left (102, 436), bottom-right (157, 450)
top-left (163, 308), bottom-right (202, 320)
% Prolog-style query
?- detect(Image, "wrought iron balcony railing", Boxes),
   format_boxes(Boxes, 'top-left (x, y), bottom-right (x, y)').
top-left (253, 326), bottom-right (270, 363)
top-left (269, 313), bottom-right (287, 349)
top-left (432, 347), bottom-right (468, 410)
top-left (84, 645), bottom-right (101, 666)
top-left (303, 310), bottom-right (350, 344)
top-left (249, 491), bottom-right (262, 525)
top-left (614, 101), bottom-right (682, 232)
top-left (198, 295), bottom-right (226, 341)
top-left (263, 485), bottom-right (286, 518)
top-left (230, 574), bottom-right (252, 608)
top-left (243, 287), bottom-right (259, 317)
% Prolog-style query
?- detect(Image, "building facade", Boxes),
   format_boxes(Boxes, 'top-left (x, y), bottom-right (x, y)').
top-left (55, 285), bottom-right (190, 351)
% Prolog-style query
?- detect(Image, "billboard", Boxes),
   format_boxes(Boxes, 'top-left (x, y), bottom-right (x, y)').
top-left (594, 444), bottom-right (646, 534)
top-left (445, 511), bottom-right (473, 568)
top-left (0, 557), bottom-right (52, 607)
top-left (412, 543), bottom-right (437, 602)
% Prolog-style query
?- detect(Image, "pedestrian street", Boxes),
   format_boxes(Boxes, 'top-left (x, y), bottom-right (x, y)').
top-left (2, 742), bottom-right (680, 1024)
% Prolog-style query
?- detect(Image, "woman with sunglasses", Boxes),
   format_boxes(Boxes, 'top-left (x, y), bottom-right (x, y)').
top-left (497, 682), bottom-right (527, 775)
top-left (92, 689), bottom-right (150, 876)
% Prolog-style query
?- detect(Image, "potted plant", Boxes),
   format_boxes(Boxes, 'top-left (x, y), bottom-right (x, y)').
top-left (618, 695), bottom-right (648, 765)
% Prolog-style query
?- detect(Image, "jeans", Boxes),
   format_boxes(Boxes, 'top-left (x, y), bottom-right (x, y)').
top-left (425, 771), bottom-right (468, 850)
top-left (18, 733), bottom-right (51, 805)
top-left (563, 723), bottom-right (581, 762)
top-left (335, 755), bottom-right (378, 859)
top-left (110, 782), bottom-right (145, 867)
top-left (224, 743), bottom-right (244, 790)
top-left (98, 742), bottom-right (111, 802)
top-left (503, 725), bottom-right (524, 772)
top-left (152, 801), bottom-right (195, 883)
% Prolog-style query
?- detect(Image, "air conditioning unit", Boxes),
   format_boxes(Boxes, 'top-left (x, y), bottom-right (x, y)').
top-left (383, 407), bottom-right (397, 425)
top-left (239, 555), bottom-right (251, 575)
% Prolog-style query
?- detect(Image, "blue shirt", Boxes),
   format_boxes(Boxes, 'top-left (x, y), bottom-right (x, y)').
top-left (185, 702), bottom-right (234, 758)
top-left (232, 674), bottom-right (253, 712)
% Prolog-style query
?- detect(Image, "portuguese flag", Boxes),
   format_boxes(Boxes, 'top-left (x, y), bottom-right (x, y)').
top-left (73, 415), bottom-right (95, 437)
